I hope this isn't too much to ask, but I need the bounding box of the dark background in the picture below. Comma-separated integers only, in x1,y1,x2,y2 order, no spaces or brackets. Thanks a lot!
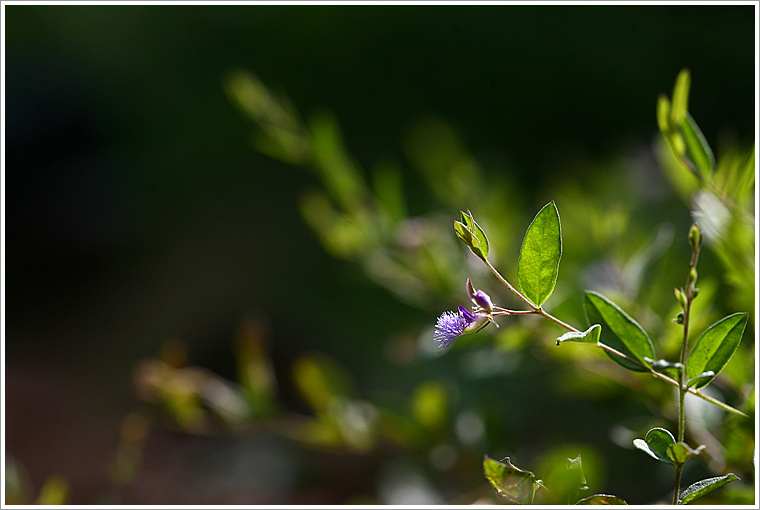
4,4,756,505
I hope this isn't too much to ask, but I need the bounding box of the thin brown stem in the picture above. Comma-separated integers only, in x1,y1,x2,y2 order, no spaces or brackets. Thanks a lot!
483,258,537,310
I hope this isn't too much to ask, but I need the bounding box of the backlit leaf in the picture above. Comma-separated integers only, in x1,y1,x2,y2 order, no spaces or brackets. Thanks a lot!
686,313,748,389
583,292,654,372
633,427,676,466
483,455,539,504
670,68,690,127
667,441,705,465
518,201,562,307
678,474,739,505
680,113,715,180
454,220,487,261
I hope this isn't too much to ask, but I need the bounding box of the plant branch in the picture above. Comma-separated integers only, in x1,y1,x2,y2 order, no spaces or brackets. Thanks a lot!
482,254,745,417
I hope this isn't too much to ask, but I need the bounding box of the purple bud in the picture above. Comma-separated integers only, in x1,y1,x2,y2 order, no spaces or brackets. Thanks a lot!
472,290,493,312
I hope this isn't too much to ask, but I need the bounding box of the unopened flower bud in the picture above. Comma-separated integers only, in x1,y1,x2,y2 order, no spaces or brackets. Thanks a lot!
674,288,687,309
688,267,698,285
466,278,493,313
473,290,494,313
688,223,702,252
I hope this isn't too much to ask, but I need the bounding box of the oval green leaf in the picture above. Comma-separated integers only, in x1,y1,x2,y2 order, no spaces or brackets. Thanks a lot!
483,455,539,504
576,494,627,505
633,427,676,466
518,201,562,307
678,474,739,505
686,313,748,389
583,292,654,372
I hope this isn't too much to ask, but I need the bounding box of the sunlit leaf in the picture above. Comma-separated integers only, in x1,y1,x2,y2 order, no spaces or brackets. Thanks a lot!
556,324,601,346
518,201,562,307
455,220,479,249
461,210,490,260
576,494,627,505
633,427,676,466
680,113,715,180
686,370,715,389
657,95,671,133
670,69,691,127
483,455,539,504
583,292,654,372
678,474,740,505
667,441,705,465
686,313,748,389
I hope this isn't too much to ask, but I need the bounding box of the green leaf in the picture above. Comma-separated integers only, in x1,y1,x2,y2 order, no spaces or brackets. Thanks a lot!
483,455,539,504
576,494,627,505
678,474,740,505
657,95,671,133
735,146,755,200
518,201,562,307
667,442,705,465
461,210,490,260
686,313,748,389
556,324,601,346
583,292,654,372
454,220,487,261
686,371,715,389
680,112,715,180
633,427,676,466
670,69,691,127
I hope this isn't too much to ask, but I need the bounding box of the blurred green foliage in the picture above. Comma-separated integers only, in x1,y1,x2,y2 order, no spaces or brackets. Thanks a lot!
4,4,755,506
117,67,756,504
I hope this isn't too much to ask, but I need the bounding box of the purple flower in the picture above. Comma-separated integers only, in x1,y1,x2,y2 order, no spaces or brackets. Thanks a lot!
434,305,489,349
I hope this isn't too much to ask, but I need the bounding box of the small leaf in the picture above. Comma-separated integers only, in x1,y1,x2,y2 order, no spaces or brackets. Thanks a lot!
556,324,601,346
454,220,486,261
657,95,671,133
518,201,562,307
583,292,654,372
462,210,490,260
686,371,715,389
483,455,539,504
667,441,705,465
454,220,479,248
670,69,691,127
678,474,740,505
686,313,748,389
576,494,628,505
680,112,715,180
633,427,676,466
